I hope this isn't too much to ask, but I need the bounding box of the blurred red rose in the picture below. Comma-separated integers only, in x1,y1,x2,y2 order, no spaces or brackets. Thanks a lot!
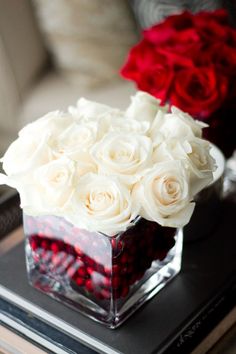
193,9,230,44
200,43,236,77
120,9,236,156
143,12,195,45
170,67,228,118
137,64,174,102
121,41,175,101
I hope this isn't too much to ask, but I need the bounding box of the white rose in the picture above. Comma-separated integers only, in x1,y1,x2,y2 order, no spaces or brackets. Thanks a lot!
68,173,139,236
51,121,99,160
169,106,207,138
91,132,153,184
68,97,121,120
153,138,215,195
149,107,207,147
133,160,195,228
21,157,76,215
1,133,52,176
183,139,215,195
126,91,168,124
19,111,74,139
148,110,166,147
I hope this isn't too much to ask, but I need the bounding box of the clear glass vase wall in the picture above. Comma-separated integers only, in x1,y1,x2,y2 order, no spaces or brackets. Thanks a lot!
24,214,182,328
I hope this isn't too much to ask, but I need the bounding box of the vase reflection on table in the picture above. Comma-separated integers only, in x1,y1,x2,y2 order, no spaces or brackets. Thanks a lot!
24,213,182,328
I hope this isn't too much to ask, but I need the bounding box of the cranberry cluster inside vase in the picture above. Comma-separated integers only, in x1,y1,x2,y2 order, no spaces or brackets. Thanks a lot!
24,214,182,328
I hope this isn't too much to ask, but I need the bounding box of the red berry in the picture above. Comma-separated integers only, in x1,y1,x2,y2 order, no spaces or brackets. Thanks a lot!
96,263,105,274
85,256,95,268
126,263,135,274
30,239,38,251
51,242,60,253
87,267,94,276
41,239,50,250
112,264,120,275
120,253,129,265
94,291,105,300
121,285,129,298
76,277,84,286
85,279,94,292
77,266,87,278
112,276,121,288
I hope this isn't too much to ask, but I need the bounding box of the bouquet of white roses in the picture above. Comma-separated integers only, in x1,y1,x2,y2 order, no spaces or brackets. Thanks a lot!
0,92,215,236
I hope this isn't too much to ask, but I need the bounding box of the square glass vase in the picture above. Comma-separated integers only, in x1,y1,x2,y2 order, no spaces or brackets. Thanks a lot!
24,213,183,328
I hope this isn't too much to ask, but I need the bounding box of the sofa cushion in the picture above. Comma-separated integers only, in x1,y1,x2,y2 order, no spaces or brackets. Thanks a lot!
32,0,139,88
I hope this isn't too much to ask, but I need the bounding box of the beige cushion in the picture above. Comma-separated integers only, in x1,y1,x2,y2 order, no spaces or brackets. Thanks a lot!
32,0,138,88
19,70,137,127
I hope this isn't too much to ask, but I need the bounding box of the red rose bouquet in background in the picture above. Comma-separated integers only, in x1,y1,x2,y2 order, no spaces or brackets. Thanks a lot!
121,9,236,157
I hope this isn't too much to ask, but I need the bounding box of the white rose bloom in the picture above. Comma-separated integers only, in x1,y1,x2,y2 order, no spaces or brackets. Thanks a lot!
126,91,167,124
21,157,76,215
1,133,52,176
19,111,74,139
91,132,153,184
183,139,215,195
169,106,207,137
68,173,139,236
148,110,166,147
153,138,215,195
68,97,121,120
149,108,206,146
51,121,99,161
133,160,195,228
